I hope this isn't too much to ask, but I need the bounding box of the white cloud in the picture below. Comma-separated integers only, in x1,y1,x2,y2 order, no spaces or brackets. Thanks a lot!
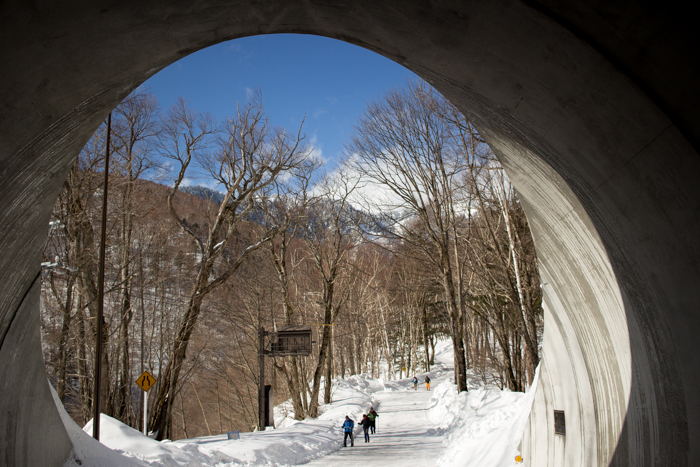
153,160,175,182
313,161,405,215
308,134,328,165
312,108,328,119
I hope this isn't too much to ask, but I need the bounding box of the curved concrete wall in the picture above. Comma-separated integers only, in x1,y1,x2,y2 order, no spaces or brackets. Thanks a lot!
1,1,697,465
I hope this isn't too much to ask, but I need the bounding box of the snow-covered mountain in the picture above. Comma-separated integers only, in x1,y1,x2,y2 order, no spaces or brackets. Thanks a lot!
180,185,226,204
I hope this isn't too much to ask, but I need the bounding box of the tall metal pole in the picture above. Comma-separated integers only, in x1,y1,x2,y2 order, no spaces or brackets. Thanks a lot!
93,112,112,440
259,327,265,431
140,249,146,434
143,390,148,436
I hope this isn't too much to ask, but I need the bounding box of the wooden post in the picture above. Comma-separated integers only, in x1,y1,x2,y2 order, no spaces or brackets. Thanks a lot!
93,112,111,440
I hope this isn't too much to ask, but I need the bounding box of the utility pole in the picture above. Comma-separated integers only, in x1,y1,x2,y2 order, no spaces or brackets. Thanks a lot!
258,327,265,431
93,112,112,440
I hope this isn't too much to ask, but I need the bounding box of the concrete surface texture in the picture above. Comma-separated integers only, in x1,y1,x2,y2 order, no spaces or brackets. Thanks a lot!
1,1,698,466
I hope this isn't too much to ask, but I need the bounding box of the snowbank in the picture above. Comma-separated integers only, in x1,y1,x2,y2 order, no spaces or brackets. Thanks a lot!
79,373,386,466
56,338,537,467
428,369,538,467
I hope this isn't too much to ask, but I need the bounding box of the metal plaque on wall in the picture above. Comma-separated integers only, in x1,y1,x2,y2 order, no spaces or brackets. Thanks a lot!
554,410,566,435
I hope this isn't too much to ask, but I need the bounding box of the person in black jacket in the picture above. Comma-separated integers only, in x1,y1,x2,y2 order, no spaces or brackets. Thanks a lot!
361,414,372,442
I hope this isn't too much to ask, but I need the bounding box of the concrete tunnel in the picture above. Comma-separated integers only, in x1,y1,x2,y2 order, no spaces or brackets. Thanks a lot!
1,1,698,465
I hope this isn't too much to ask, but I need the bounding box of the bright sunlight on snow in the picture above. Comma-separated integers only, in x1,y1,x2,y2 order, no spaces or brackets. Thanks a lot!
62,341,535,467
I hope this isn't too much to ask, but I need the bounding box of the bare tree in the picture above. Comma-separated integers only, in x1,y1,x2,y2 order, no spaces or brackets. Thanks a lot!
110,89,160,422
441,107,542,387
150,93,311,439
300,170,362,416
345,81,469,392
259,154,321,420
47,127,110,419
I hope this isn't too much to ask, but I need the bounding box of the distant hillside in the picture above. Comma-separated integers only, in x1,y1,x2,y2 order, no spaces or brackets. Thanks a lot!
178,184,392,236
180,185,225,204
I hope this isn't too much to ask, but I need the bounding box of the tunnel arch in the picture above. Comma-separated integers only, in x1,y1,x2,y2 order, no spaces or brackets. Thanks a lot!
1,1,698,466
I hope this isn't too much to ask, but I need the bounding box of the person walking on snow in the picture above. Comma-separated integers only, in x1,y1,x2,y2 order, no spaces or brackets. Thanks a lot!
342,415,354,447
425,375,431,391
361,414,372,442
368,408,378,434
413,376,418,390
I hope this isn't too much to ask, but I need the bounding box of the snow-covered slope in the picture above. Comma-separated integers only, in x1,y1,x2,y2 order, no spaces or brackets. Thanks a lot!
428,372,537,466
63,340,535,466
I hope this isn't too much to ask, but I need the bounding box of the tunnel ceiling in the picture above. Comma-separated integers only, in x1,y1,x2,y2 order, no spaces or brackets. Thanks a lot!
1,1,699,466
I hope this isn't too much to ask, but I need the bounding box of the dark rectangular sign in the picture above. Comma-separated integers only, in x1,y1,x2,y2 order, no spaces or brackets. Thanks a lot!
554,410,566,435
265,325,312,356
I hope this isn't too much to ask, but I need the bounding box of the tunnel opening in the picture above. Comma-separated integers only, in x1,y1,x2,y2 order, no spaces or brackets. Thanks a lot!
38,34,545,446
1,2,697,466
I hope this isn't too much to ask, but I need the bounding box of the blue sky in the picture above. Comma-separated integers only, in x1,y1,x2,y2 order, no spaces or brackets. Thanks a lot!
143,34,418,172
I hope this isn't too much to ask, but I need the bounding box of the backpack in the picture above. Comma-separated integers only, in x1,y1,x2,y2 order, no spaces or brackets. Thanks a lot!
426,376,431,383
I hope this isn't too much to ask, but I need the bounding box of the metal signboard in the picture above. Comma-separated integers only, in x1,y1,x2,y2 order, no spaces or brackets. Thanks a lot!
554,410,566,435
136,370,156,392
266,325,312,356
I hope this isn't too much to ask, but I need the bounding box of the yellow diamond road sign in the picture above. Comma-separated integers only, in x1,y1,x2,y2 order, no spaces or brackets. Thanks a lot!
136,371,156,392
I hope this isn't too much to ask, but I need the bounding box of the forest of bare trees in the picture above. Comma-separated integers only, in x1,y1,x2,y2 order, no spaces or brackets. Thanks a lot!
40,82,543,441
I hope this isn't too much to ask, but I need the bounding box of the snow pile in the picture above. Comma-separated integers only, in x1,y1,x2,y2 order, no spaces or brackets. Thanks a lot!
79,374,386,466
428,371,538,467
275,373,384,428
50,384,150,467
83,416,217,466
319,373,385,420
55,338,537,467
83,415,341,467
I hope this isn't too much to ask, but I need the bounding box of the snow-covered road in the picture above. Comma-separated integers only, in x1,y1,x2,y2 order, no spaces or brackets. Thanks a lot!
63,341,535,467
303,378,447,466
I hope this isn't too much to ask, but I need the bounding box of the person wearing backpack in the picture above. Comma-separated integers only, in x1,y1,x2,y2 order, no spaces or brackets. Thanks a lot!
413,376,418,390
368,407,378,434
342,415,355,447
361,414,372,442
425,375,431,391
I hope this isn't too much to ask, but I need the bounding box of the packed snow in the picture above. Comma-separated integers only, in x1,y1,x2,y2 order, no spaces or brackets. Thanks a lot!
58,341,536,466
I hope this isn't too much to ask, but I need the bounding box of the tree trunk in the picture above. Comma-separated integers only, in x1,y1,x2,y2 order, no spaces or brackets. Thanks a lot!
308,322,332,417
150,281,207,440
290,358,305,419
275,359,306,420
76,292,92,425
441,260,468,392
324,327,333,404
51,273,75,403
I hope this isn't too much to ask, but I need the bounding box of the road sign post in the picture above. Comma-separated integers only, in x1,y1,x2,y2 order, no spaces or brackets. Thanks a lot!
258,325,313,431
136,371,156,435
